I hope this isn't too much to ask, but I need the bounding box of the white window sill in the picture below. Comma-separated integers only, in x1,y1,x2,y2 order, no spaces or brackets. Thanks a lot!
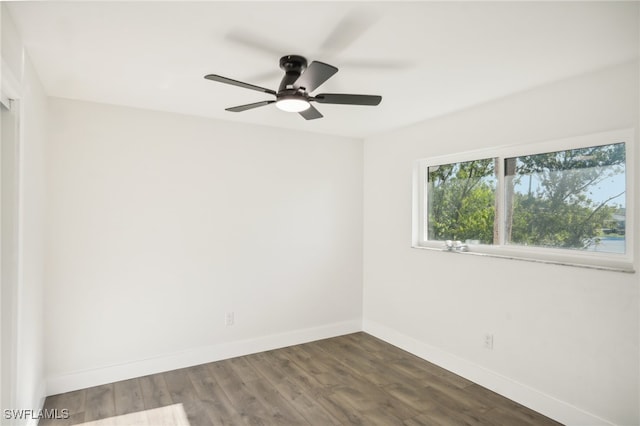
412,244,636,273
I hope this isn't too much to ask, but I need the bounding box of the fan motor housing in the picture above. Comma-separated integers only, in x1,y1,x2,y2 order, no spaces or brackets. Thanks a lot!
279,55,307,72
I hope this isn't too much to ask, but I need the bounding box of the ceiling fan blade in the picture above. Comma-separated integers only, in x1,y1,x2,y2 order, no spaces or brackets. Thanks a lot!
319,8,379,57
340,58,412,70
226,100,275,112
225,29,290,57
313,93,382,106
299,104,323,120
294,61,338,93
205,74,276,95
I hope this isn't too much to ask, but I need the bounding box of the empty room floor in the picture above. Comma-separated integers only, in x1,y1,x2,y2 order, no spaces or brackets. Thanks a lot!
39,333,560,425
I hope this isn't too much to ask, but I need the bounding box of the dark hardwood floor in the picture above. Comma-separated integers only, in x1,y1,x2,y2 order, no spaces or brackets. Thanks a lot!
40,332,561,425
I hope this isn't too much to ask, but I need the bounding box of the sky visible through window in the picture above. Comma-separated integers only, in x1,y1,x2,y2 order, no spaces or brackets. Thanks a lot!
514,171,625,207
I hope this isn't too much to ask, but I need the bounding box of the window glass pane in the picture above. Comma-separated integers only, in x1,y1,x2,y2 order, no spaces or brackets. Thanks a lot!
427,158,497,244
505,142,626,253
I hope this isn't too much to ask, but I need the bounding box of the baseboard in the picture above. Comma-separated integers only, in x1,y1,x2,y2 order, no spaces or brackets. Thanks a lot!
363,319,614,426
46,319,361,396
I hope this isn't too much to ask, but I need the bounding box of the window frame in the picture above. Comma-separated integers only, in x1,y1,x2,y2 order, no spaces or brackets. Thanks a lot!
412,129,635,272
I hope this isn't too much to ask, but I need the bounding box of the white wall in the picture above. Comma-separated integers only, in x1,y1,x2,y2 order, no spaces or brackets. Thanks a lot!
363,61,639,426
1,4,48,423
45,98,363,392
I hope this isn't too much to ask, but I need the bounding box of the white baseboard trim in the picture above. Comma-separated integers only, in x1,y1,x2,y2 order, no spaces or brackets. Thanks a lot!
46,319,361,396
363,319,614,426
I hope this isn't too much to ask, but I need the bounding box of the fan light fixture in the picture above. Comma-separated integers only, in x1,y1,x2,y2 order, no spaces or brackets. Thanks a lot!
276,97,310,112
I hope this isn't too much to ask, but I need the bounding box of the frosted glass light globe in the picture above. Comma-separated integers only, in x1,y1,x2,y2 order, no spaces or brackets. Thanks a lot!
276,98,310,112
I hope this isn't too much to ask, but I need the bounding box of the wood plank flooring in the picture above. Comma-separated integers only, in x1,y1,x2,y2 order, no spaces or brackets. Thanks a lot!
39,333,561,425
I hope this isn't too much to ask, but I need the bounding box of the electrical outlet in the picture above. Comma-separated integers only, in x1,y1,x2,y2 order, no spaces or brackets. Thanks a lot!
483,333,494,350
225,312,234,326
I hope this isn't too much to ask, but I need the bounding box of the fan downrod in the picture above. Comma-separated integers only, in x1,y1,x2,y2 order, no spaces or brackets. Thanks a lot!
278,55,308,93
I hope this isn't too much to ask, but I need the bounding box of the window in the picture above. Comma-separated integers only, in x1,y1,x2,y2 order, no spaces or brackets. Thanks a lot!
413,130,634,271
504,143,626,253
427,158,497,245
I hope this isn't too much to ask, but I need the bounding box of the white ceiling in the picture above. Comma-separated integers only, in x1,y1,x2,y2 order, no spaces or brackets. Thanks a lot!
6,1,639,138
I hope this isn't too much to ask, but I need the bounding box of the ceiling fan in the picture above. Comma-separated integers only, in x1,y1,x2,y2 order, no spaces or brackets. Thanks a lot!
204,55,382,120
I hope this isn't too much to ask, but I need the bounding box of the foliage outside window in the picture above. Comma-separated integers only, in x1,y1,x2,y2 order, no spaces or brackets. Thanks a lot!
415,131,633,270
